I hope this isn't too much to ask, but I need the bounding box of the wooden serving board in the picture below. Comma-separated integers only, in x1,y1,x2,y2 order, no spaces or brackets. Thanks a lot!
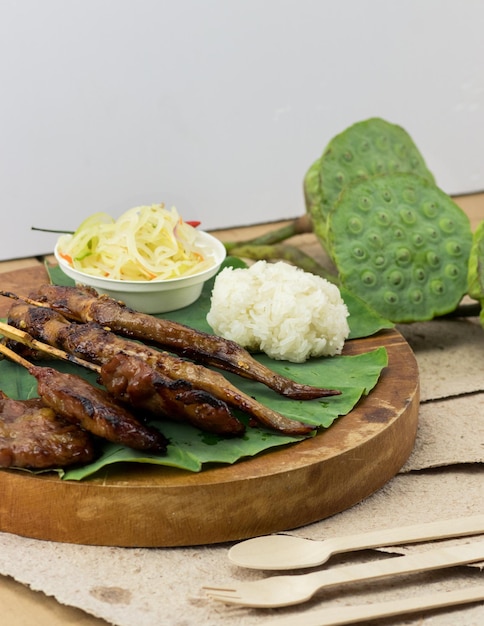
0,268,419,547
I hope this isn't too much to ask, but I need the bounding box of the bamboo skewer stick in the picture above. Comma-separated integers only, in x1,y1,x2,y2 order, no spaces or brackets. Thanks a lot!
0,290,56,310
0,339,38,372
0,320,100,374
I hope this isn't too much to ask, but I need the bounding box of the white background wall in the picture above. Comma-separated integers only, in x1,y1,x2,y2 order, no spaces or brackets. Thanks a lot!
1,0,484,260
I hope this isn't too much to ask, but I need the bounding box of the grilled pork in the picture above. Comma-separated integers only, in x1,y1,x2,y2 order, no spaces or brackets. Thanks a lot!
31,365,168,453
0,390,94,469
100,353,246,436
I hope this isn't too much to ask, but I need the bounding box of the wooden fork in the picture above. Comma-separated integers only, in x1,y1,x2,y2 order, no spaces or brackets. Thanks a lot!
268,585,484,626
203,539,484,608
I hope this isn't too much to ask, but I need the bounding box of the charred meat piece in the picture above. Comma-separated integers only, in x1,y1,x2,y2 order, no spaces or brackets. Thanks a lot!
8,303,316,436
101,354,246,436
32,365,168,453
0,390,94,469
34,284,341,400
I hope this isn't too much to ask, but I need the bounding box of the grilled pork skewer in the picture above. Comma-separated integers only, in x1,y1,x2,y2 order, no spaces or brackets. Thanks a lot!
0,390,95,469
0,340,167,453
99,353,245,435
17,284,340,400
0,321,245,436
7,302,316,436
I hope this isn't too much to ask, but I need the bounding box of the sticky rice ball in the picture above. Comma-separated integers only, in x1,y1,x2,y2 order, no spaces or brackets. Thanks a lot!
207,260,350,363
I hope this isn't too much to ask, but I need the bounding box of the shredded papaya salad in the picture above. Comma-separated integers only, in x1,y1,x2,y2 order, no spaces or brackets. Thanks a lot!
57,204,212,281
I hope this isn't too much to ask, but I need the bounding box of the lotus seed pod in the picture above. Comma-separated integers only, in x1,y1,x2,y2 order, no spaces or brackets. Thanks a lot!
466,220,484,327
303,157,326,243
308,117,435,229
326,173,472,322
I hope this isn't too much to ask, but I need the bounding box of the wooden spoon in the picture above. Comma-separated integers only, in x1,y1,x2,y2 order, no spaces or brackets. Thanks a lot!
228,514,484,570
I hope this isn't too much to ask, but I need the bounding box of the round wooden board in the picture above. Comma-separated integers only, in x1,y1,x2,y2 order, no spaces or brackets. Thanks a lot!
0,327,419,547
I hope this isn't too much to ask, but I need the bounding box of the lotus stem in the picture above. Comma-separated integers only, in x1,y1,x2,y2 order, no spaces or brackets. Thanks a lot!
223,215,312,252
228,242,338,282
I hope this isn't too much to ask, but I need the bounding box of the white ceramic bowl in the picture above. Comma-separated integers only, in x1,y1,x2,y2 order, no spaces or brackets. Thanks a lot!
54,231,226,314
